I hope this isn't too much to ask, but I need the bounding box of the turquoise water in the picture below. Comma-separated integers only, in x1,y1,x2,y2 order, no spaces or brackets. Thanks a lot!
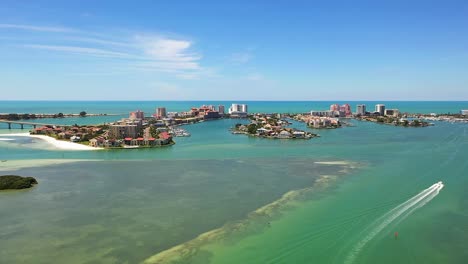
1,100,467,118
0,101,467,263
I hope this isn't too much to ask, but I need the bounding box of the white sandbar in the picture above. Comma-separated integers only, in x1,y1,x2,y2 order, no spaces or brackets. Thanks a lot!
0,133,102,150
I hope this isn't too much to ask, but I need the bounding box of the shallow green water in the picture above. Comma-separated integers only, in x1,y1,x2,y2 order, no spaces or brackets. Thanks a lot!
152,121,467,264
0,159,353,264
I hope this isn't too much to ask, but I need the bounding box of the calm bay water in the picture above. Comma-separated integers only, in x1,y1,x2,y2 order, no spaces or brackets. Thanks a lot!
0,101,467,264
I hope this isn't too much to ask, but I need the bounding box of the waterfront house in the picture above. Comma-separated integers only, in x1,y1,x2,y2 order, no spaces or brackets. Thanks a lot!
32,126,48,135
293,131,306,138
256,127,270,135
89,138,99,147
278,130,291,139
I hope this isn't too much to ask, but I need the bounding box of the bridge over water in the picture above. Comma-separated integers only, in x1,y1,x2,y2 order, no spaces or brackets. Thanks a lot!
0,120,71,129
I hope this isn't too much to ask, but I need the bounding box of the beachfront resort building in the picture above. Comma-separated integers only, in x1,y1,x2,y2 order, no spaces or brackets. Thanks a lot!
218,105,225,115
229,104,248,117
330,104,340,112
109,124,139,139
375,104,386,116
189,105,223,120
155,107,167,119
108,119,143,139
340,104,352,116
327,103,352,117
129,110,144,120
356,104,366,116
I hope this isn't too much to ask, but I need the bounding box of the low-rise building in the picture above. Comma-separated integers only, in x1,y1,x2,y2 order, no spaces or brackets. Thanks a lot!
167,112,179,118
292,131,306,138
278,130,291,139
310,110,335,117
307,117,340,129
70,135,80,142
204,111,221,119
384,109,400,117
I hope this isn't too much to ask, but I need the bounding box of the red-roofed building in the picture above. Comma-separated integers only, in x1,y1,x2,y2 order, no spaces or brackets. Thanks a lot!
159,132,170,140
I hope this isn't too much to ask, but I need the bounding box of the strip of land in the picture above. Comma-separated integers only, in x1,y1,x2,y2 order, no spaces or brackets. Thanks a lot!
0,133,102,150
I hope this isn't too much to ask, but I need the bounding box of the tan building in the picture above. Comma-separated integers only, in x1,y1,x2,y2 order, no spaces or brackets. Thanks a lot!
108,125,139,139
129,110,144,120
156,107,167,118
384,109,400,117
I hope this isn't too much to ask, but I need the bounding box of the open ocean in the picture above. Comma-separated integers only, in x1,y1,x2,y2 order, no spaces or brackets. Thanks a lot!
0,101,467,263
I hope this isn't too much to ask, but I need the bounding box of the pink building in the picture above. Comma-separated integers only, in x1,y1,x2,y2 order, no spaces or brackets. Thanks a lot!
154,107,166,119
129,110,144,119
330,104,340,111
340,104,352,116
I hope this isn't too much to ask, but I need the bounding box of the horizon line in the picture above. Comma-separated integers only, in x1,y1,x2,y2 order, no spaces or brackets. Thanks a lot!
1,99,468,102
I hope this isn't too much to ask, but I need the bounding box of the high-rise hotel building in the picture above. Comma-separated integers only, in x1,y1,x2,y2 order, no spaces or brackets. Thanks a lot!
356,104,366,115
375,104,386,116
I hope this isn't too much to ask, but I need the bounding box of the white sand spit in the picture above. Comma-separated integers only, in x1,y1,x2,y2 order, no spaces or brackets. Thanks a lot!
0,133,102,150
315,161,351,165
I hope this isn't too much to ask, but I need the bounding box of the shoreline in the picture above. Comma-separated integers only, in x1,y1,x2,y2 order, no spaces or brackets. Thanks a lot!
0,133,103,151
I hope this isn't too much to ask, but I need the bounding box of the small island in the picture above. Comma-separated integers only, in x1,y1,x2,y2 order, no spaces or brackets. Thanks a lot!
358,116,431,127
290,114,343,129
0,175,38,190
0,111,115,120
231,113,317,139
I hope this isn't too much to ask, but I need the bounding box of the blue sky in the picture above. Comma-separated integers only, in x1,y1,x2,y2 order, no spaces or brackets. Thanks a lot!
1,0,467,100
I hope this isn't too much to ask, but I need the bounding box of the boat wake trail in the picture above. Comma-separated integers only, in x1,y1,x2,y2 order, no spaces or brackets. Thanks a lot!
344,181,444,264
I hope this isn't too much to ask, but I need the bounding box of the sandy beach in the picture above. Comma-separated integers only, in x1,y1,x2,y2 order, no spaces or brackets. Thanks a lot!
0,133,102,150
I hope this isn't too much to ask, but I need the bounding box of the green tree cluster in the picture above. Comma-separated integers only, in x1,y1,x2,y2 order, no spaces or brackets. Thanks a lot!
247,124,259,134
0,175,38,190
149,126,160,138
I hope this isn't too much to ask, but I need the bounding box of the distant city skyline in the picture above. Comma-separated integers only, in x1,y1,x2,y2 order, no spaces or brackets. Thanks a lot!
1,1,468,100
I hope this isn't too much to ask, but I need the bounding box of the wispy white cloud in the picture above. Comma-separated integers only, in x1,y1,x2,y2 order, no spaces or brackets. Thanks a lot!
4,24,213,79
23,44,133,58
22,37,206,77
64,36,132,48
0,23,72,32
137,36,201,62
132,35,205,77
